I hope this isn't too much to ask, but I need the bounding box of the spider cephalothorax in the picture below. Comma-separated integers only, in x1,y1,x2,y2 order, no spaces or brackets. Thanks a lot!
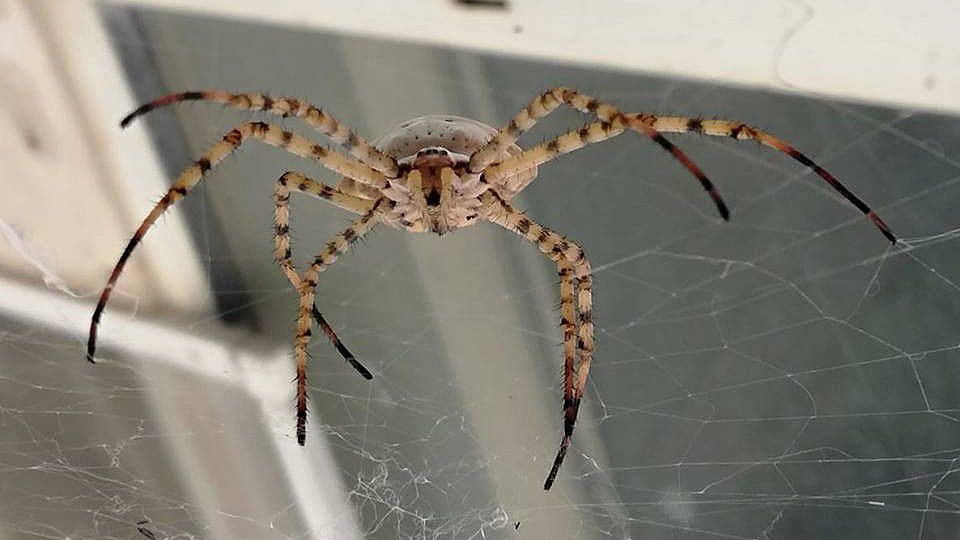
88,87,895,491
375,115,535,235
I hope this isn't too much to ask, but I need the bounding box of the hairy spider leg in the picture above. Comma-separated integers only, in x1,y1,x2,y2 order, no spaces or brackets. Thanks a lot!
639,115,896,243
293,200,387,444
470,87,729,220
485,192,593,491
273,171,375,379
120,90,400,177
273,171,373,282
337,177,383,200
87,121,390,363
484,111,895,242
471,87,623,170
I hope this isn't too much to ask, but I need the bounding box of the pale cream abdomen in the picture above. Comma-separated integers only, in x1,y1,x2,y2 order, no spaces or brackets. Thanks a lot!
376,115,509,158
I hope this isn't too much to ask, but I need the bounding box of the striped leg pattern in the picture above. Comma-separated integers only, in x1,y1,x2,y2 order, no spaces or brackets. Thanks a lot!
120,91,400,178
293,199,386,444
336,177,383,200
484,193,593,490
477,88,894,242
273,171,375,379
474,88,728,220
637,115,896,242
470,87,619,171
470,87,728,220
87,121,390,362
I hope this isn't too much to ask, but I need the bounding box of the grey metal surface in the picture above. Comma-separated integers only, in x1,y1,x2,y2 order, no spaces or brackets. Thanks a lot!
2,4,959,539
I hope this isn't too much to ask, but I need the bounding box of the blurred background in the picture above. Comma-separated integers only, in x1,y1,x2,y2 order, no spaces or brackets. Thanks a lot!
2,1,959,538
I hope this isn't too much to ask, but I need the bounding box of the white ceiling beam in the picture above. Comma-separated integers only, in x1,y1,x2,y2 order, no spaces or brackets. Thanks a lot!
110,0,959,114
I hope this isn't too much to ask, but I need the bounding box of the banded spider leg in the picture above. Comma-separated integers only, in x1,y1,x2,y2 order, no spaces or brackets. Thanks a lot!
477,90,895,489
87,121,391,442
273,171,377,380
484,192,593,490
289,199,386,443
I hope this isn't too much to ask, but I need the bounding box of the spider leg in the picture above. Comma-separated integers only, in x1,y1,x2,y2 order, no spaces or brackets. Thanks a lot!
470,87,603,170
484,115,728,220
273,171,374,379
484,192,593,491
637,115,896,243
293,199,387,444
120,91,400,177
336,177,382,200
87,122,392,363
310,306,371,380
273,171,373,281
548,260,580,491
470,88,726,218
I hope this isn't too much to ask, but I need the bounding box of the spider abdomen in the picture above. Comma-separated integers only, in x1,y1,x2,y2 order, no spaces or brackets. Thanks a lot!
376,115,506,158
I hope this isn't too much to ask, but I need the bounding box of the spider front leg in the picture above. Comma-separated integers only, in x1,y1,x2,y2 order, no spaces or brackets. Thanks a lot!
273,171,375,379
470,87,612,171
292,199,386,444
120,90,400,177
481,116,728,221
484,193,593,490
470,87,728,219
88,121,392,362
638,115,896,242
485,106,894,242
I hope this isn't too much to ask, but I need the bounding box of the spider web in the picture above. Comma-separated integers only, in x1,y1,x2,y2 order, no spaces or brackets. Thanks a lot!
3,5,960,539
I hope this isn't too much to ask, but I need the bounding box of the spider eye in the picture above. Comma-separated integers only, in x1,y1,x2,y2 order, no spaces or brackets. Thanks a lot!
418,147,448,157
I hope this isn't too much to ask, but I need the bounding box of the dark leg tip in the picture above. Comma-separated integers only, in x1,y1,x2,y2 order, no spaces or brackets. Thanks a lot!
119,106,148,128
867,211,897,244
359,367,374,380
543,435,570,491
297,408,307,445
709,191,730,221
347,356,374,380
342,349,374,380
718,201,730,222
312,304,372,378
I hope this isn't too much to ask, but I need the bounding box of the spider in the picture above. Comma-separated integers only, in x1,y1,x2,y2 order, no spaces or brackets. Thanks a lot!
87,87,896,491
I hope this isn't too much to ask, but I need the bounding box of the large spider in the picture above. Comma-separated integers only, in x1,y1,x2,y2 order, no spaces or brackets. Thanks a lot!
87,87,896,491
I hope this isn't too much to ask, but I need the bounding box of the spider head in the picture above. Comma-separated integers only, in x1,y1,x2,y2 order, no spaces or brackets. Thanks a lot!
409,148,461,235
